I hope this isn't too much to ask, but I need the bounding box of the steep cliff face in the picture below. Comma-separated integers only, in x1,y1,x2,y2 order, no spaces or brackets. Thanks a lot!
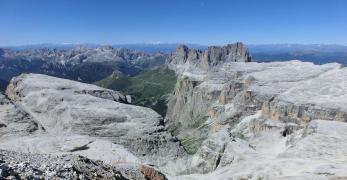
166,42,251,70
165,43,347,177
165,43,253,154
261,68,347,123
167,59,344,143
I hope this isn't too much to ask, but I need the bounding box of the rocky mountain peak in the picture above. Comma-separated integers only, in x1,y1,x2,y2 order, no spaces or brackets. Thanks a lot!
206,42,251,64
176,44,189,55
167,42,252,70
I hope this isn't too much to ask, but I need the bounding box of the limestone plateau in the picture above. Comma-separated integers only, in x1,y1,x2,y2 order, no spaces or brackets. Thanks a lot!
1,42,347,179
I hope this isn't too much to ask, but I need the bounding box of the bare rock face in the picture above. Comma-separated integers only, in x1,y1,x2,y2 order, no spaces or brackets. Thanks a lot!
165,42,347,179
2,74,184,178
166,60,344,150
180,119,347,180
0,93,43,137
5,73,130,103
166,42,251,70
261,68,347,123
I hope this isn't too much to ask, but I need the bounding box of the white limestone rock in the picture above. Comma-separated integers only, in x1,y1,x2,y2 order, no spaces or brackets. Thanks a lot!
0,93,42,137
166,50,347,178
4,74,185,168
177,120,347,180
166,60,344,156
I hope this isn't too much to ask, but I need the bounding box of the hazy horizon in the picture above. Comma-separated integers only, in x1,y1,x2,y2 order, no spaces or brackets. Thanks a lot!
2,42,347,48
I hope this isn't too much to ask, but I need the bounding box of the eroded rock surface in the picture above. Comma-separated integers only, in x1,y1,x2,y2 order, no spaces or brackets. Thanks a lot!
166,60,344,152
166,42,251,70
5,74,184,165
0,74,185,179
0,93,43,137
2,43,347,179
165,44,347,179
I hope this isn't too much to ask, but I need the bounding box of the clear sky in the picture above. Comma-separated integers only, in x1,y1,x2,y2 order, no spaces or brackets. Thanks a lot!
0,0,347,46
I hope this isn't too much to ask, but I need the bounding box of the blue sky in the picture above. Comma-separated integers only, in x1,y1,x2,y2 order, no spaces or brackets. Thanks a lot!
0,0,346,46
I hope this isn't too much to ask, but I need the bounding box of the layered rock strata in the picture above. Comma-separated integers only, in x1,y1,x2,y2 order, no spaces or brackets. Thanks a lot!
166,42,251,70
165,43,347,179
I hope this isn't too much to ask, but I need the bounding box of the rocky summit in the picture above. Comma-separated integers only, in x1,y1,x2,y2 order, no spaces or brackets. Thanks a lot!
1,43,347,179
166,42,251,70
0,73,185,179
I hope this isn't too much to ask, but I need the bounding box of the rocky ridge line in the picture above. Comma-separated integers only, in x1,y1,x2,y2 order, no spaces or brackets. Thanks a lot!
166,42,251,70
164,43,347,178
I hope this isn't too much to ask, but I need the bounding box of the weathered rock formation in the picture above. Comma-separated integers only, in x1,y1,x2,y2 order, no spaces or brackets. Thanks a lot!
2,43,347,179
0,93,43,137
0,74,186,179
165,43,347,179
166,42,251,70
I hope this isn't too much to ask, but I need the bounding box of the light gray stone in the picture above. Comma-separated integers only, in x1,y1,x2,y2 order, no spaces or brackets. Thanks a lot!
3,74,185,169
165,43,347,178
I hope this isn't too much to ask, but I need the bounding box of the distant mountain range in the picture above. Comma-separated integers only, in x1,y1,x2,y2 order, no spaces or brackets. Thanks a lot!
0,46,167,92
1,43,206,53
0,45,172,115
2,43,347,65
1,42,346,99
248,44,347,65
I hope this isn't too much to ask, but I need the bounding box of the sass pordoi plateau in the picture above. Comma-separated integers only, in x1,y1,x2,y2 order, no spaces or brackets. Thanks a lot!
1,43,347,180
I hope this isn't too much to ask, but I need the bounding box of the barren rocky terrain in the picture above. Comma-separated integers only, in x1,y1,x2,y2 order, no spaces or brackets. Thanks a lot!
1,43,347,179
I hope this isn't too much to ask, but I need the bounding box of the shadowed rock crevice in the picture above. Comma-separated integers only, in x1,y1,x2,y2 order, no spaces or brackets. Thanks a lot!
68,141,94,152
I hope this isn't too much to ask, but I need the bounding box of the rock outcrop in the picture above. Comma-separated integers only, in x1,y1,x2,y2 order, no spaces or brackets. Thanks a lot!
166,60,344,151
165,43,347,179
0,74,185,179
5,74,184,164
166,42,251,70
180,119,347,179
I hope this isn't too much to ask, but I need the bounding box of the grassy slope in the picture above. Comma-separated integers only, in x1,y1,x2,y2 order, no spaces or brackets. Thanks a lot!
95,66,177,116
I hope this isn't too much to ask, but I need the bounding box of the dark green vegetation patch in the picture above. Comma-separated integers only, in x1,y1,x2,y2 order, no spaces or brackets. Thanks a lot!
95,67,177,116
